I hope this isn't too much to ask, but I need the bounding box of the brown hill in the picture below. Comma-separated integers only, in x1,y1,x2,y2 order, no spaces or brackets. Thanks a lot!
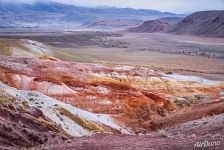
82,19,143,29
168,11,224,37
127,20,169,33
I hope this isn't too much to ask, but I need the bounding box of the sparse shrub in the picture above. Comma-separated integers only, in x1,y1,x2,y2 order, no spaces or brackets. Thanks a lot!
51,134,56,138
157,107,166,117
174,95,204,108
157,129,169,137
22,129,28,133
174,99,190,108
22,101,30,109
166,71,172,75
194,95,204,101
37,106,42,108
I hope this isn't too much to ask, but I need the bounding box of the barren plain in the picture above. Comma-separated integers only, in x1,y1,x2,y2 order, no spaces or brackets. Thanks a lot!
1,31,223,80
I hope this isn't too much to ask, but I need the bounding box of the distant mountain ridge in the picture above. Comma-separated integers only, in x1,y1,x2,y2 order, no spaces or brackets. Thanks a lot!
168,10,224,37
0,1,182,29
82,19,143,29
127,11,224,37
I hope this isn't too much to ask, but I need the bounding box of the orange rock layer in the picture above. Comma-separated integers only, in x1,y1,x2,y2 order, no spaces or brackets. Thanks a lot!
0,56,223,130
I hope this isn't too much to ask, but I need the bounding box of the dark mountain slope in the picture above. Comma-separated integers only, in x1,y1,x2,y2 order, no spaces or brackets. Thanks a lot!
168,11,224,37
158,17,183,24
127,20,169,33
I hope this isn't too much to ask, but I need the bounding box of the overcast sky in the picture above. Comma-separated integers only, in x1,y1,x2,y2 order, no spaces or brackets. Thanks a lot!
3,0,224,13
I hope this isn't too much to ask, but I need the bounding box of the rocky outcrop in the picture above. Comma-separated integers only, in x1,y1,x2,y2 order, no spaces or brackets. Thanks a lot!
0,89,69,148
0,57,175,131
0,56,223,133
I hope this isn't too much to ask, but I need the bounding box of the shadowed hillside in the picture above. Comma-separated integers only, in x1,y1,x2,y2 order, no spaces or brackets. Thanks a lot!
168,11,224,37
128,20,169,33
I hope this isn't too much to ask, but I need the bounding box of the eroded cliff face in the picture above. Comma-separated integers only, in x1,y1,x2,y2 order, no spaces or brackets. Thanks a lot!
0,56,223,129
0,57,173,131
0,40,223,149
0,88,70,148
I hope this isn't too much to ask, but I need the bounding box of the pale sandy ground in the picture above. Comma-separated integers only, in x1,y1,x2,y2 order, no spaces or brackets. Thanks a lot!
53,32,224,80
1,32,223,80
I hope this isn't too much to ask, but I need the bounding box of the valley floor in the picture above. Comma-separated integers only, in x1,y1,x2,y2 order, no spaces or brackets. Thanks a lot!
1,31,223,80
